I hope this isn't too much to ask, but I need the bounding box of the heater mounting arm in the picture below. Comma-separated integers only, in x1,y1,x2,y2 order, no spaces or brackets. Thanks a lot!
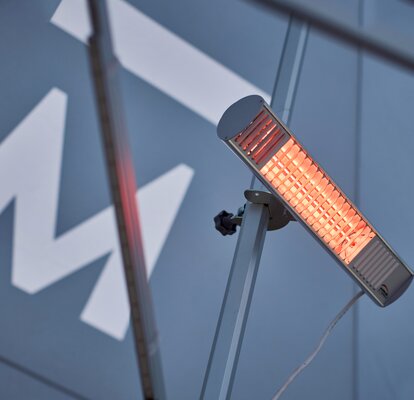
214,190,295,236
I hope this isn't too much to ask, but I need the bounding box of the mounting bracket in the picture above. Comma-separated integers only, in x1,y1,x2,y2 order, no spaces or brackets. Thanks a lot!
214,190,295,236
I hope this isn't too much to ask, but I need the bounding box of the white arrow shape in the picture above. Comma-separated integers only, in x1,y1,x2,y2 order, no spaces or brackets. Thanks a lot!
1,88,193,339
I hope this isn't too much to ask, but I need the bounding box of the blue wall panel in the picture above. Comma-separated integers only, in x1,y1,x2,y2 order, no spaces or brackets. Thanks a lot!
358,2,414,399
3,0,413,399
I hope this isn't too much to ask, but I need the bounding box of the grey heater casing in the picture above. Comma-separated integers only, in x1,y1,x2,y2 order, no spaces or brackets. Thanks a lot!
217,95,413,307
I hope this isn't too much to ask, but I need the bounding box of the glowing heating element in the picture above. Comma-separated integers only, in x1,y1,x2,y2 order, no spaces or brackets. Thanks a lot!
217,95,413,307
260,138,375,264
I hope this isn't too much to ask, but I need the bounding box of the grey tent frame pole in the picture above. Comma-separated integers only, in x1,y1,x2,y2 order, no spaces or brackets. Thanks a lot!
249,0,414,73
200,17,308,400
86,1,166,399
200,201,269,400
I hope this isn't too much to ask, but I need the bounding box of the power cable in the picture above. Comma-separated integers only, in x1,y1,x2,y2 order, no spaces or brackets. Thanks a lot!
272,290,364,400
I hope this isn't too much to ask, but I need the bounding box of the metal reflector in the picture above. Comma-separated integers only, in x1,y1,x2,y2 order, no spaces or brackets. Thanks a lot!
217,95,413,307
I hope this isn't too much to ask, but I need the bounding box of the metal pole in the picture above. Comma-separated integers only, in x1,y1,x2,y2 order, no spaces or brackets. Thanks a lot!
252,17,309,189
200,202,269,400
271,17,309,125
200,17,308,400
86,1,166,399
248,0,414,73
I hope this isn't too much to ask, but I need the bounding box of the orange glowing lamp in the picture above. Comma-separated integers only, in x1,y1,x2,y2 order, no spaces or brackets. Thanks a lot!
217,95,412,306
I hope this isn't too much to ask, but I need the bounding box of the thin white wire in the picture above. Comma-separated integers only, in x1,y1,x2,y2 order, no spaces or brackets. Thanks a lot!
272,290,364,400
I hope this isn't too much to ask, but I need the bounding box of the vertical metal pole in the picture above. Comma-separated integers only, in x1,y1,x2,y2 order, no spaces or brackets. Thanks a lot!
201,17,308,400
86,1,166,399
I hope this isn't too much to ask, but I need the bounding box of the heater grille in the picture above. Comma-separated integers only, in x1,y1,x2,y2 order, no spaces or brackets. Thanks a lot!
232,112,288,166
260,138,375,264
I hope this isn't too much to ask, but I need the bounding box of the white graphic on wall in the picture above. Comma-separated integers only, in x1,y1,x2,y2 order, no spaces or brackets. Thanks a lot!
1,88,193,339
51,0,270,125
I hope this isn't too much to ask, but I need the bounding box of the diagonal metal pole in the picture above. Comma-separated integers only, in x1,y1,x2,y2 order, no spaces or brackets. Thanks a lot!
200,17,308,400
252,16,309,190
248,0,414,73
270,17,309,126
86,1,166,399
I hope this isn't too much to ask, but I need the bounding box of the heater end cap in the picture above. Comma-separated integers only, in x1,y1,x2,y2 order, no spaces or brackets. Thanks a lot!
382,272,413,307
217,95,265,141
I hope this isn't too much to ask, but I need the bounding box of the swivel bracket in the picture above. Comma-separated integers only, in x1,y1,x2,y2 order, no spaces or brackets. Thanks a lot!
214,190,295,236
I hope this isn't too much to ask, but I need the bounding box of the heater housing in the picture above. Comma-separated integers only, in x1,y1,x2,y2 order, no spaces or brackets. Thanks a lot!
217,95,413,307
